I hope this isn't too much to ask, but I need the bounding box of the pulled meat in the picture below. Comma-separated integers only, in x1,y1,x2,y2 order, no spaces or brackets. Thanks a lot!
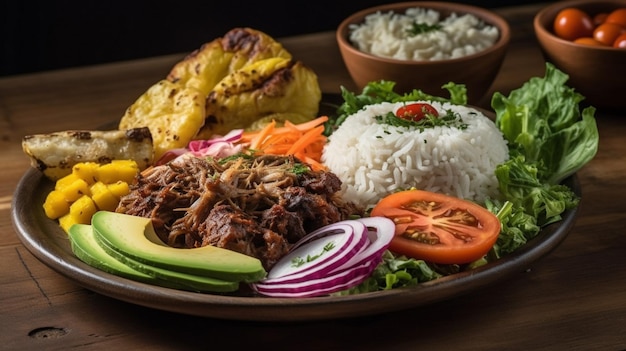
116,154,364,269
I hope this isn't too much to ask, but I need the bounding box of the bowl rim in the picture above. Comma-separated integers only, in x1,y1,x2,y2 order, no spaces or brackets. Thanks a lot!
336,1,511,66
533,0,626,51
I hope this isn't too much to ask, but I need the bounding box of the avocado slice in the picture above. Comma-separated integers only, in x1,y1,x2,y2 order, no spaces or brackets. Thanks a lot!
68,224,241,292
91,211,267,283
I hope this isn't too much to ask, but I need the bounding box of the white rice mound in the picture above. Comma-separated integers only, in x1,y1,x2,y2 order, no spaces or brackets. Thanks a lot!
322,101,509,209
349,7,499,61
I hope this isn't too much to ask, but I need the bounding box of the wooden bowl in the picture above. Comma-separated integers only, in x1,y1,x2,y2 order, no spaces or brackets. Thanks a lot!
534,0,626,111
336,1,510,104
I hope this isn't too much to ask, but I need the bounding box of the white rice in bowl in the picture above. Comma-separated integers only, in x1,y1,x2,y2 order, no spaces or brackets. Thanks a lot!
349,7,499,61
322,101,509,209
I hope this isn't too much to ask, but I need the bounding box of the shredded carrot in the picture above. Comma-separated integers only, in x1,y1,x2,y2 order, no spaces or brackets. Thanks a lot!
241,116,329,171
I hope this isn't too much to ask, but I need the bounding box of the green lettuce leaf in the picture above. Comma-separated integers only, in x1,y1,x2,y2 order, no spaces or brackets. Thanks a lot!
491,63,599,185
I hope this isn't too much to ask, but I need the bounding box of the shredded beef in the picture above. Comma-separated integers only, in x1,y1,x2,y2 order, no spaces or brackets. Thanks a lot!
116,154,364,270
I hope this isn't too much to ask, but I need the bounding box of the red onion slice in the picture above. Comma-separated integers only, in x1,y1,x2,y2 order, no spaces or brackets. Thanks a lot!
251,259,379,298
263,221,369,284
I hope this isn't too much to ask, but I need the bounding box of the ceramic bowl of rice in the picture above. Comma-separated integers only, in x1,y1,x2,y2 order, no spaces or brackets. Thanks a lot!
336,2,511,105
322,100,508,210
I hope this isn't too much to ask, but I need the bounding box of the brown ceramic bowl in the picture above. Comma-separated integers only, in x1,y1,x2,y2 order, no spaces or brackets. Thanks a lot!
336,2,510,104
534,0,626,111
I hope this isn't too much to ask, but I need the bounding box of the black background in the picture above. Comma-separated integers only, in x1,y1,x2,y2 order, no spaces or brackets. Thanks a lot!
1,1,547,77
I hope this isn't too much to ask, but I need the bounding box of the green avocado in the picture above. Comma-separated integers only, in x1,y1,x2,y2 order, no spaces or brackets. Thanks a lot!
68,223,241,293
91,211,267,283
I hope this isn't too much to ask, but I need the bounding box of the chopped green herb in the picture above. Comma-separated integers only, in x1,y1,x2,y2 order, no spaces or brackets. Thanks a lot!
406,21,442,36
290,163,311,175
291,242,336,268
374,109,468,131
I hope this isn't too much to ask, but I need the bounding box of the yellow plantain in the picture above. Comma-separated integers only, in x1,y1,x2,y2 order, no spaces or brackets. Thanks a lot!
119,80,205,160
195,57,321,139
167,27,292,97
22,128,153,181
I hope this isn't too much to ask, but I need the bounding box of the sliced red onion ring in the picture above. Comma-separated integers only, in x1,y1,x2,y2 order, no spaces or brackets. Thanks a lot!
263,221,369,284
155,130,244,165
343,217,396,268
251,259,379,298
251,217,396,297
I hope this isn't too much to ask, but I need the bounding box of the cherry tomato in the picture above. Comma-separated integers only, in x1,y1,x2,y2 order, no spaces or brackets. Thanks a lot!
613,33,626,48
395,103,438,122
553,8,595,41
605,8,626,27
573,37,605,46
593,22,626,46
593,12,609,26
370,190,501,264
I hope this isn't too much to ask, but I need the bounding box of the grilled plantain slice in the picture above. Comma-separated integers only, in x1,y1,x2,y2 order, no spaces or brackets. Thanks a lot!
167,27,292,96
119,80,206,160
22,128,154,181
195,57,321,139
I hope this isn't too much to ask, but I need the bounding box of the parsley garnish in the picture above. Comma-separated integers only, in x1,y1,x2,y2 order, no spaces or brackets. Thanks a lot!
406,22,442,36
374,109,468,132
291,242,336,268
291,163,311,175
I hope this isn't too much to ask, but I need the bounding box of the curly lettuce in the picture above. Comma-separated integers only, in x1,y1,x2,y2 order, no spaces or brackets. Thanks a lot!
492,63,599,186
491,63,598,230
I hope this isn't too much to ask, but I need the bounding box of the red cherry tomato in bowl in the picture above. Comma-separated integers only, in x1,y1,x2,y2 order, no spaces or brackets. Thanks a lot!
594,22,626,46
614,33,626,48
370,190,501,264
395,103,438,122
573,37,604,46
605,8,626,27
553,8,594,41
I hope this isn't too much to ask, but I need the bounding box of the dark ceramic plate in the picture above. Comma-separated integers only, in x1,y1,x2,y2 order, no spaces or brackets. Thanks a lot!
11,166,580,321
11,94,581,321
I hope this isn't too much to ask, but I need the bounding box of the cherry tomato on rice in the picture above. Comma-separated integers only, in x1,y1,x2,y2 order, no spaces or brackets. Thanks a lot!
593,22,626,46
395,103,439,122
553,8,595,41
370,190,501,265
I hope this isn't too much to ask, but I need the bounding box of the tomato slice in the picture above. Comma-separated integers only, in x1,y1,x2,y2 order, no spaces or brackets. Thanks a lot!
370,190,500,264
395,103,438,122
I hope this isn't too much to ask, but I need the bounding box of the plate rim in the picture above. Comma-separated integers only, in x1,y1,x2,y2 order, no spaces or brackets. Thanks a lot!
11,166,580,321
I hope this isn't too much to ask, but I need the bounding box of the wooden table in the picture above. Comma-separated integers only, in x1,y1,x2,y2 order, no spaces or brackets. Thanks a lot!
1,4,625,350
